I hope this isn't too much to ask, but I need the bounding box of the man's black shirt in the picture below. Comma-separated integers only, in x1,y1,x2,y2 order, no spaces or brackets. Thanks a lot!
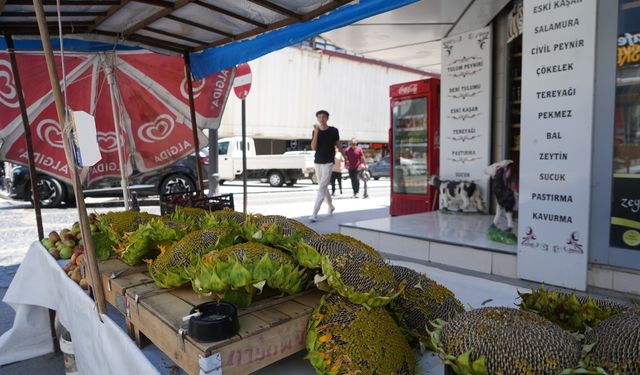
313,126,339,164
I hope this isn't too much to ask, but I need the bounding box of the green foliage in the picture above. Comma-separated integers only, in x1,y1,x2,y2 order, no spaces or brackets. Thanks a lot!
120,219,189,266
518,285,629,332
487,226,517,245
91,232,114,261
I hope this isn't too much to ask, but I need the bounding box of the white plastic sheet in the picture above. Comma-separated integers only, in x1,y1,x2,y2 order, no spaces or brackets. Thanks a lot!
0,241,159,374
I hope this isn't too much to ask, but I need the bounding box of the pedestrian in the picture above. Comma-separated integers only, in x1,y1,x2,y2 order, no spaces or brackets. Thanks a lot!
331,145,344,196
345,138,368,198
309,110,342,222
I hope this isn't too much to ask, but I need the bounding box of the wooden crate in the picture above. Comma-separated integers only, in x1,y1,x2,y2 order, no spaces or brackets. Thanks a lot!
97,259,322,374
98,259,152,314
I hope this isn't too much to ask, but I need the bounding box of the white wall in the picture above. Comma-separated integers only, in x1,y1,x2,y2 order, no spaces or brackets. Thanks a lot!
218,47,425,143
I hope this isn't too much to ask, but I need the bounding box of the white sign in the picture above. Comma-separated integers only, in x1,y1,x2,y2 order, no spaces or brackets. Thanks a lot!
517,0,597,290
440,26,492,209
72,111,101,167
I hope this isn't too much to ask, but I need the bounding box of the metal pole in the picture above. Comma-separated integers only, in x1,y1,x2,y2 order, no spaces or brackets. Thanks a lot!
208,128,219,196
241,98,247,214
183,52,204,193
103,54,130,210
4,33,44,241
4,31,56,354
32,0,107,316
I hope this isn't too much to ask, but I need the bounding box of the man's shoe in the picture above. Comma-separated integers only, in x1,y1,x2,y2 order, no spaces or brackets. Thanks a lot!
308,215,318,222
353,194,359,199
328,205,335,215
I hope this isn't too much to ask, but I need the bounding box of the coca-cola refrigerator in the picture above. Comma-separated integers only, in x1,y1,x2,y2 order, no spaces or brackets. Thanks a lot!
389,78,440,216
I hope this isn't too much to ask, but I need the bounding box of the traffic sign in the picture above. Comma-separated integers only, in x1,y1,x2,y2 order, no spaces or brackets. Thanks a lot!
233,63,252,100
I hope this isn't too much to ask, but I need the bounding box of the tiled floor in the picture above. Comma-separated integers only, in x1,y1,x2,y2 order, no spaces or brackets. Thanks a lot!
340,211,518,254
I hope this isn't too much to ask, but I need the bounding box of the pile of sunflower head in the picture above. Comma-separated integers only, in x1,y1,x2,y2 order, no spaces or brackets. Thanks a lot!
190,241,310,307
389,265,464,344
429,307,582,374
305,235,401,308
93,209,476,375
306,292,416,375
147,228,235,288
585,309,640,374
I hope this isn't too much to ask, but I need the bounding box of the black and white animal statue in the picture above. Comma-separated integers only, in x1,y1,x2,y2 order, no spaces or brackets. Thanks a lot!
484,160,518,231
430,176,484,212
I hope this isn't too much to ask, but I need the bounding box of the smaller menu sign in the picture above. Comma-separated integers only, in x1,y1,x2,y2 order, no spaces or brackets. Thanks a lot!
440,26,492,208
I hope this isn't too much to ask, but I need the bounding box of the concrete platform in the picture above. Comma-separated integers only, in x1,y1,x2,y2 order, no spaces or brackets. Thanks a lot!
340,211,640,298
340,211,519,279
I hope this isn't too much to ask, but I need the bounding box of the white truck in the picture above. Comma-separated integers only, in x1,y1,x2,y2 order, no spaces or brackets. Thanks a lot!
218,137,315,187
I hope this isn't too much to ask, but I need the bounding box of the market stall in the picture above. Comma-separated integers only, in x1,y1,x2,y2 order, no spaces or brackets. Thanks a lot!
0,0,418,368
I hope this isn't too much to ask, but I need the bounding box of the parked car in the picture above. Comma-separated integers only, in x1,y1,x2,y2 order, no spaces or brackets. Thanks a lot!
9,153,205,208
368,156,391,180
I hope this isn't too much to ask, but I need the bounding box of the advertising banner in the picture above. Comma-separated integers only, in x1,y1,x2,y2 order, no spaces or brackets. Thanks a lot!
517,0,597,290
440,26,492,209
610,174,640,250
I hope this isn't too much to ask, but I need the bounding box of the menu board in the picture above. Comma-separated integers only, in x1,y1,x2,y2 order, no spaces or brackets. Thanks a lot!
440,26,492,209
517,0,597,290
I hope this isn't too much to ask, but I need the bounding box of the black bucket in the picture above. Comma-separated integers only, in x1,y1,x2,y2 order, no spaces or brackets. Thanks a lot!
188,301,239,342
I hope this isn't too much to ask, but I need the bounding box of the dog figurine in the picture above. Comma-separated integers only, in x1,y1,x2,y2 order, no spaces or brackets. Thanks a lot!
430,176,484,212
484,160,518,231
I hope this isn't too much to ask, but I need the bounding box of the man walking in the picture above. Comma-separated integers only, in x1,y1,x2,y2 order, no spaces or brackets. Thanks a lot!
309,110,342,222
345,138,368,198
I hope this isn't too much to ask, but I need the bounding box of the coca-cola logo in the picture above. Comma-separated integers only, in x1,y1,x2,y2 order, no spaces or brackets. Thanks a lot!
138,114,174,143
181,76,206,100
36,119,64,148
398,83,418,95
0,59,19,108
97,131,118,153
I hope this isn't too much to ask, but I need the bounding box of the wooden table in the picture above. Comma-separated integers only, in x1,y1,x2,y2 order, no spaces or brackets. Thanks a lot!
97,259,322,375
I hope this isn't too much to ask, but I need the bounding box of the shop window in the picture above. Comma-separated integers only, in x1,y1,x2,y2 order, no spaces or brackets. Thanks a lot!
609,0,640,250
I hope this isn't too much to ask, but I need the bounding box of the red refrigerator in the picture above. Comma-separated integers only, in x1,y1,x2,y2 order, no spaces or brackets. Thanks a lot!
389,78,440,216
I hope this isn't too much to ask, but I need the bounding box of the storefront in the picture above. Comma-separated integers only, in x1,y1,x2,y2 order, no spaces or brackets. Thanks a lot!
344,0,639,296
486,0,639,291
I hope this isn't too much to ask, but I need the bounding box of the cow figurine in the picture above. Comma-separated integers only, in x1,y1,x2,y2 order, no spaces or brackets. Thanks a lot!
484,160,518,231
430,176,484,212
